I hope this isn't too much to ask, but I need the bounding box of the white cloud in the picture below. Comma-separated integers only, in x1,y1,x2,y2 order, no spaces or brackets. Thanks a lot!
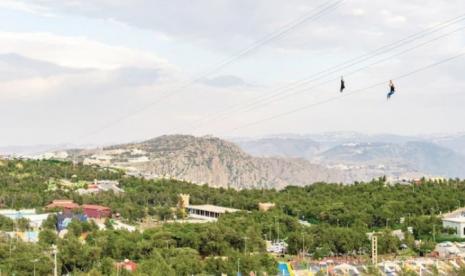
351,8,365,16
0,0,53,16
0,77,60,100
0,0,465,145
0,31,173,70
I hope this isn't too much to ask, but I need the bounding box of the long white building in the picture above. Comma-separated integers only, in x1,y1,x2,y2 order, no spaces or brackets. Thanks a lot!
187,204,240,221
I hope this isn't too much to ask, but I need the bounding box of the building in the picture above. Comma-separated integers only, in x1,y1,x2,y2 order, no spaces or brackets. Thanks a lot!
77,180,123,195
178,194,190,209
0,209,51,229
46,200,80,211
187,204,240,221
57,212,88,231
443,217,465,238
46,200,111,219
82,204,111,218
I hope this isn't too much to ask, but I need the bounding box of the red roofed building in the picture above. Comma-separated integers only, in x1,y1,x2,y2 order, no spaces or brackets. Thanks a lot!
115,259,137,272
82,204,111,218
46,200,79,211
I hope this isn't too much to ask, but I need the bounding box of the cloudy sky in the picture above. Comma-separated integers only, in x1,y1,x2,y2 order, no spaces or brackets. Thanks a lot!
0,0,464,146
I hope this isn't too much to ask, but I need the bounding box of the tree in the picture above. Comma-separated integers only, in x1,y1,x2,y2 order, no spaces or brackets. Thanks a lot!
138,251,175,276
39,229,57,246
377,230,400,254
42,214,58,230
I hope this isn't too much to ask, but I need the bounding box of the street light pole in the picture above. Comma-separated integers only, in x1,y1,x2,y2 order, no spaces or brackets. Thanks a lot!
32,259,38,276
52,245,58,276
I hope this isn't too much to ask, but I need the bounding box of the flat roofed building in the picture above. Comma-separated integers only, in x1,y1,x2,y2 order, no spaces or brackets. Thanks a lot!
82,204,111,219
443,217,465,238
187,204,240,220
0,209,50,229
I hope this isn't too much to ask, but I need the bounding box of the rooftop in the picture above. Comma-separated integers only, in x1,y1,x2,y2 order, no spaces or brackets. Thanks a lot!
46,200,80,209
442,207,465,219
82,204,111,211
443,217,465,223
187,204,240,214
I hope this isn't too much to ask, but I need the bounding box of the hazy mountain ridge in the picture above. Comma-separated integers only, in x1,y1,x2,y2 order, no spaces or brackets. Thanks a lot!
236,138,321,159
64,135,347,189
5,132,465,187
235,132,465,179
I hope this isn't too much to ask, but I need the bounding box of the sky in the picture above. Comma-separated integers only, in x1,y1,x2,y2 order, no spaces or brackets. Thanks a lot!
0,0,464,146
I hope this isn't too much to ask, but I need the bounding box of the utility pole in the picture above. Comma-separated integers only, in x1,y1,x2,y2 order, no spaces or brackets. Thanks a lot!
371,235,378,266
52,245,58,276
301,232,305,259
32,259,38,276
433,224,436,242
276,218,280,242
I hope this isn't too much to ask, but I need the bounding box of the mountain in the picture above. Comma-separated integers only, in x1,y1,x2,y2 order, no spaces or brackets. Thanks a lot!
63,135,347,189
234,132,422,157
317,141,465,178
233,133,465,179
235,138,321,159
428,133,465,156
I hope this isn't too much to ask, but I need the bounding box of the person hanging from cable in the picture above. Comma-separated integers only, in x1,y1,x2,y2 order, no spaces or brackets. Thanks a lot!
387,80,396,99
340,76,345,93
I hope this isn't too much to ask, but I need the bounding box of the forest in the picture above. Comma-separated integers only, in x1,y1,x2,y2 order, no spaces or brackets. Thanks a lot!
0,158,463,275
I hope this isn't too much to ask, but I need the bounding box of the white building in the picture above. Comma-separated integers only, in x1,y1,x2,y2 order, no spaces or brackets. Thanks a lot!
187,204,240,221
443,217,465,238
0,209,51,229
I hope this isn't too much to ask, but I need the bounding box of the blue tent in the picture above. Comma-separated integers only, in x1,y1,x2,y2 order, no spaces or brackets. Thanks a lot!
57,213,87,231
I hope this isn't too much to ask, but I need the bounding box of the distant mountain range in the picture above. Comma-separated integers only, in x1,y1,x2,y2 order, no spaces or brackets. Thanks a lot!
3,132,465,189
234,132,465,179
59,135,346,189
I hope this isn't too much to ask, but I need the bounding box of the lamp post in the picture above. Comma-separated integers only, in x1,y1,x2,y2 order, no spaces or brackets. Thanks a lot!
52,245,58,276
32,259,38,276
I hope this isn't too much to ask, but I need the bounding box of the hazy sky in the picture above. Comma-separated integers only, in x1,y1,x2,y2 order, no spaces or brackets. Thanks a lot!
0,0,464,146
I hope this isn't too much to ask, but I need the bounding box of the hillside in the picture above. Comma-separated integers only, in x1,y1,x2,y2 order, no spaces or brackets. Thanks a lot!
64,135,346,189
234,133,465,179
318,141,465,178
235,137,321,159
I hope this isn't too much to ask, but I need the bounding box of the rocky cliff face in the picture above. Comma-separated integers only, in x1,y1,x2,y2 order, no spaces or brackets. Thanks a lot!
67,135,346,189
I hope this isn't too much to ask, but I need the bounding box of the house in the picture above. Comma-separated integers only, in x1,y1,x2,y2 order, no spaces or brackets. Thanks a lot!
116,259,137,272
46,200,79,211
442,217,465,238
82,204,111,218
46,201,111,219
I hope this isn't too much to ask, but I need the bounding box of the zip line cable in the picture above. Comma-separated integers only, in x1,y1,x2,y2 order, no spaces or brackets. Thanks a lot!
226,50,465,133
191,24,465,131
188,0,346,82
76,0,345,142
34,6,464,152
187,13,465,132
